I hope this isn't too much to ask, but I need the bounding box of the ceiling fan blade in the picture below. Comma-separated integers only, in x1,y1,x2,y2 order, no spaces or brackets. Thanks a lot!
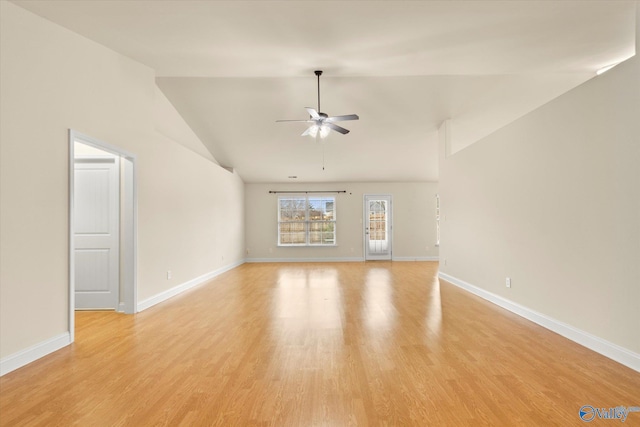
326,114,359,122
276,119,314,123
305,107,320,119
326,122,350,135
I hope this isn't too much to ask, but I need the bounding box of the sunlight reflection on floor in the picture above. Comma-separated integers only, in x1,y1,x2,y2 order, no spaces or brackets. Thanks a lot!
273,267,343,330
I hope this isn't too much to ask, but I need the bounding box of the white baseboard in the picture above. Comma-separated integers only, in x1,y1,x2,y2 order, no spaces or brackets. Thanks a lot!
246,257,365,263
1,332,71,376
438,272,640,373
246,256,439,263
137,260,245,312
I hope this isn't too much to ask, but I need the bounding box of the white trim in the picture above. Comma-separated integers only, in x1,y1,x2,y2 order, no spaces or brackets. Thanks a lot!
246,257,364,263
393,256,439,262
245,257,438,263
69,133,76,342
137,261,245,312
1,333,71,376
438,272,640,373
121,156,137,314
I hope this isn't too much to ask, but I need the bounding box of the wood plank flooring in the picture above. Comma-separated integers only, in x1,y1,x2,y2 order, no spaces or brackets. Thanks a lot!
1,262,639,426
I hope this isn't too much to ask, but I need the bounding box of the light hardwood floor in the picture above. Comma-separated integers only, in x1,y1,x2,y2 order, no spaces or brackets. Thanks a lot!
1,262,639,426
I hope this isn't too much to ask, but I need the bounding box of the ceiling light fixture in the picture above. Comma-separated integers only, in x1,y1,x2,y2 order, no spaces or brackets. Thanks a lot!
307,124,331,139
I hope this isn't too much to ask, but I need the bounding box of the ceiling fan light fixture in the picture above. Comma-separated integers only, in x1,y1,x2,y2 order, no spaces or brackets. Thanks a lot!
319,125,331,139
305,124,330,139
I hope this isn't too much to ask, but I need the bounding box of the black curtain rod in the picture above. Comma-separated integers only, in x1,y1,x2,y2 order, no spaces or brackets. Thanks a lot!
269,190,346,194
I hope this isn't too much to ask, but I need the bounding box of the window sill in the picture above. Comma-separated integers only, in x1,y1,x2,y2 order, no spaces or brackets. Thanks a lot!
277,244,338,248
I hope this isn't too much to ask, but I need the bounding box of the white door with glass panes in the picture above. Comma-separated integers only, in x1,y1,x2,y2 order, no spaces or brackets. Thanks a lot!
364,195,392,260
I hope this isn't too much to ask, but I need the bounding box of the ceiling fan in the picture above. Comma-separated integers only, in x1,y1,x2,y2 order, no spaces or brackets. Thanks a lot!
277,70,359,138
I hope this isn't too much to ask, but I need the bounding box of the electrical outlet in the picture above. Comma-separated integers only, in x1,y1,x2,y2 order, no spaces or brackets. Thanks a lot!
167,270,172,280
506,277,511,288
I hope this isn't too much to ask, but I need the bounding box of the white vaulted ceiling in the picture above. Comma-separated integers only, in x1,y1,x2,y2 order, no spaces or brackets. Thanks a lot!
12,0,637,182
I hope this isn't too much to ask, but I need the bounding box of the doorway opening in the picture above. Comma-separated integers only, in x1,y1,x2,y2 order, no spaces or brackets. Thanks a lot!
69,130,137,342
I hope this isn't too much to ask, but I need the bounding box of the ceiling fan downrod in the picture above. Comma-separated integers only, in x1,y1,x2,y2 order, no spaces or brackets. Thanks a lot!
315,70,322,113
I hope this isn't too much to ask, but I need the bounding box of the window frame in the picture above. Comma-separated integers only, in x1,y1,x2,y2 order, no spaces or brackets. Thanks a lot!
277,194,337,247
435,193,440,246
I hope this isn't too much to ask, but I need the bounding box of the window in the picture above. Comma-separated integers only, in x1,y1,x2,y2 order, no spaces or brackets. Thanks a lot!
278,195,336,246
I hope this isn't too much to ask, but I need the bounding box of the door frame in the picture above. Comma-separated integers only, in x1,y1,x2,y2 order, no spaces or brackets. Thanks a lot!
69,130,138,342
363,194,393,261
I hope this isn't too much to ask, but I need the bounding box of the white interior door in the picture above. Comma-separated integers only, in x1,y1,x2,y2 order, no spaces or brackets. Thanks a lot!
364,195,392,260
74,156,120,309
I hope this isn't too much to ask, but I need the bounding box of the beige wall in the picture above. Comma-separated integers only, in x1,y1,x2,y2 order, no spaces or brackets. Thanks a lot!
438,12,639,354
245,182,439,261
0,2,245,359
